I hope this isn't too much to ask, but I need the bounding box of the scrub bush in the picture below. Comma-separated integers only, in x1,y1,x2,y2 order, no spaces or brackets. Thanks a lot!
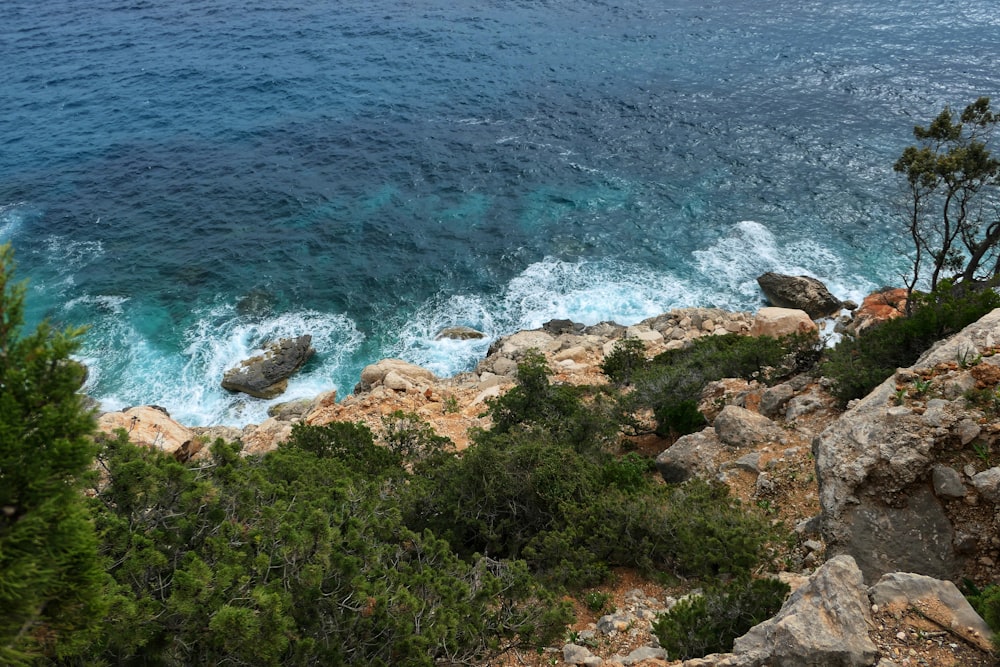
652,576,790,660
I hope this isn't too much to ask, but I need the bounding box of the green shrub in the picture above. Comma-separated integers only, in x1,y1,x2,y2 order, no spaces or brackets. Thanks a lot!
283,420,402,476
584,591,612,614
823,284,1000,405
485,349,619,454
628,333,818,437
380,410,451,461
602,336,647,386
962,580,1000,647
652,576,790,660
88,432,571,666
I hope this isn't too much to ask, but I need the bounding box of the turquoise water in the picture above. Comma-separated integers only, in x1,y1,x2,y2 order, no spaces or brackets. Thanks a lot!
2,0,998,425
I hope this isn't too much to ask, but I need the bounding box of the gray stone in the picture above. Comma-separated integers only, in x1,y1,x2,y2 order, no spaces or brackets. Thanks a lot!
563,643,594,665
655,429,724,483
435,325,486,340
955,418,982,445
221,335,314,399
732,451,761,473
869,572,994,652
756,272,842,319
760,383,796,419
931,465,966,500
972,467,1000,502
713,405,785,449
267,398,313,421
734,555,877,666
621,646,667,664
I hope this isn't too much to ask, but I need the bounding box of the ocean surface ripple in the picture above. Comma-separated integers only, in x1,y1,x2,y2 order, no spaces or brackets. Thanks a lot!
1,0,998,424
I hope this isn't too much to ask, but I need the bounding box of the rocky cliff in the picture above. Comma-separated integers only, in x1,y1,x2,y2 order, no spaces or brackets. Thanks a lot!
95,301,1000,666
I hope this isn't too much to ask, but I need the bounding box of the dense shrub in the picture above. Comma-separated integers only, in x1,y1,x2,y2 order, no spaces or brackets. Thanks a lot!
0,244,106,665
405,350,782,587
486,349,620,454
87,431,570,666
652,576,790,660
822,284,1000,404
602,336,647,386
626,333,819,437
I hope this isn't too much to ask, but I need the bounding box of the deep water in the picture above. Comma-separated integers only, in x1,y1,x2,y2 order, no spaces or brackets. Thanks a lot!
2,0,998,425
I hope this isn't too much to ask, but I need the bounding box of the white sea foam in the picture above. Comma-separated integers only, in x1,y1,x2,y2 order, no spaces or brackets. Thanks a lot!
0,202,29,240
389,257,695,377
84,303,364,427
692,220,876,309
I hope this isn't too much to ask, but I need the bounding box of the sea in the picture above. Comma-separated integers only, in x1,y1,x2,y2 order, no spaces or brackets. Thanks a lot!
2,0,998,426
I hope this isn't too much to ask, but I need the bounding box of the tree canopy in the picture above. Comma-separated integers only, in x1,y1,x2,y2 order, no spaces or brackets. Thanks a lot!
895,97,1000,302
0,243,105,665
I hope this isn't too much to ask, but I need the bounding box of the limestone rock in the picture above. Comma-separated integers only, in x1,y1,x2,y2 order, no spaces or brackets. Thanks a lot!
221,335,314,399
756,272,842,319
357,358,436,394
713,405,785,449
240,417,293,456
97,405,195,458
267,397,314,421
655,428,724,483
759,383,795,419
814,308,1000,582
869,572,994,652
733,555,877,666
931,464,966,500
750,308,818,338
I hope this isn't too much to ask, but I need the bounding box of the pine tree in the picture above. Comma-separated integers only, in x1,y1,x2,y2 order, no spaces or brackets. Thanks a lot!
0,243,105,664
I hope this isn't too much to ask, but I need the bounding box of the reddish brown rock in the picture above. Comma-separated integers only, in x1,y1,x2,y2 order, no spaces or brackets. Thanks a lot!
851,288,908,335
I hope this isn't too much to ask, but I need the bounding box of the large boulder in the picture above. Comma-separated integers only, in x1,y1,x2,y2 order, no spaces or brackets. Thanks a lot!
750,307,818,338
757,272,842,319
655,428,724,483
733,555,878,666
713,405,786,448
814,308,1000,582
221,335,314,399
97,405,196,459
356,358,437,394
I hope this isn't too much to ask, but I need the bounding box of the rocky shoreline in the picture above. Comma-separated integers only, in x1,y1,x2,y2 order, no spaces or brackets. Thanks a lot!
94,275,1000,666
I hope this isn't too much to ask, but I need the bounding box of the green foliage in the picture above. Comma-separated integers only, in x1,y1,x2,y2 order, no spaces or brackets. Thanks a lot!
380,409,451,462
652,576,790,660
0,244,106,665
601,336,647,386
822,284,1000,404
485,350,619,454
88,431,571,665
584,591,612,614
283,419,402,476
895,97,1000,297
627,333,818,437
962,580,1000,647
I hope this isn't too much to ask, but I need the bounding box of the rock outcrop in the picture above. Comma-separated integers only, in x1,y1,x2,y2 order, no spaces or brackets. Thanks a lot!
815,307,1000,583
749,307,818,338
221,335,314,399
97,405,199,460
733,555,878,666
757,272,842,319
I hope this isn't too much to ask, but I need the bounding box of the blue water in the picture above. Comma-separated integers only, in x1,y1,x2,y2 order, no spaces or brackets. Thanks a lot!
2,0,998,425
